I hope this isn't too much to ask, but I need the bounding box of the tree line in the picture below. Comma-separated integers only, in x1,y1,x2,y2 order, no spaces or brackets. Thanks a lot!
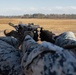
0,14,76,19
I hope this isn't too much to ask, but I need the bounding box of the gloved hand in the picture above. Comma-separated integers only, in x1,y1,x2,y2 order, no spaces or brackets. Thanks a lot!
4,29,20,39
40,28,56,43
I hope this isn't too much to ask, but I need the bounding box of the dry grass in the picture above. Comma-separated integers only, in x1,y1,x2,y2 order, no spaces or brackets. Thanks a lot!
0,18,76,36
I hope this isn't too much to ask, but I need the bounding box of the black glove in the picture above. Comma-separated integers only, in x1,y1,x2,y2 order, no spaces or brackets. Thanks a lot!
40,28,56,44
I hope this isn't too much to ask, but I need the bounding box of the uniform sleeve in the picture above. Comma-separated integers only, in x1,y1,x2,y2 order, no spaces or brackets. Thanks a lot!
0,36,18,48
21,35,76,75
0,38,23,75
21,35,39,55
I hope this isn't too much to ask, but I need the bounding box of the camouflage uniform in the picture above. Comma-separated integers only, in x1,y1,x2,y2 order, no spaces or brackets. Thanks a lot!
55,31,76,47
21,35,76,75
0,36,23,75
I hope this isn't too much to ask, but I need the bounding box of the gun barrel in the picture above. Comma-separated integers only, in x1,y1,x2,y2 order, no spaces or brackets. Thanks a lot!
8,22,15,27
8,22,19,31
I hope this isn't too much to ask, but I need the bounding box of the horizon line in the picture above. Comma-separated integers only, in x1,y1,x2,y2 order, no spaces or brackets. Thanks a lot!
0,13,76,16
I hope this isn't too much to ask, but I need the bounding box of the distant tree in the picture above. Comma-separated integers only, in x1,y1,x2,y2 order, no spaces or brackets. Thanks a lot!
0,14,76,19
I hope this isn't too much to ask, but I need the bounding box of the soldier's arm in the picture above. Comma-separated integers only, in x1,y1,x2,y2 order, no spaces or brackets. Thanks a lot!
0,36,19,48
21,35,39,55
21,35,76,75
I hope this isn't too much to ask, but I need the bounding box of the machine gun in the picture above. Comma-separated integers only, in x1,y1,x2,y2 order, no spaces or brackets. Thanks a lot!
8,22,41,41
8,22,56,43
8,22,40,34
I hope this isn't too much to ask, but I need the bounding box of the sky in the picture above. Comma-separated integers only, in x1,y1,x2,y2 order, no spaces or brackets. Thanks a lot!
0,0,76,15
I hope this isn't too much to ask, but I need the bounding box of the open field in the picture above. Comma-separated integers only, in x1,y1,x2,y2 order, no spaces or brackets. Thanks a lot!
0,18,76,36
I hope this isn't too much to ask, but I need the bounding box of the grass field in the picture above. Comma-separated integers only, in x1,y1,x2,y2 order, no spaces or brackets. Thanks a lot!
0,18,76,36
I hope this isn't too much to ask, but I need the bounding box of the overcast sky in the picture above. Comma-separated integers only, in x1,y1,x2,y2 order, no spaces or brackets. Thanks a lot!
0,0,76,15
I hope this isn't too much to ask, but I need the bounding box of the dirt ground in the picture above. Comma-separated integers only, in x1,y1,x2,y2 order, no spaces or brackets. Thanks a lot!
0,18,76,36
